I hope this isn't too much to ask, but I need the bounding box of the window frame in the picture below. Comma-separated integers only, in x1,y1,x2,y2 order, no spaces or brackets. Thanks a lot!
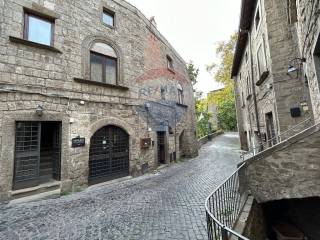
167,55,174,72
246,75,252,98
178,89,184,104
90,51,118,85
102,8,115,28
256,42,267,77
24,11,55,47
254,4,262,32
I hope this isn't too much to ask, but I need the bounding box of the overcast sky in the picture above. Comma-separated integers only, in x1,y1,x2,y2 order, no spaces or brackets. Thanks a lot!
126,0,241,95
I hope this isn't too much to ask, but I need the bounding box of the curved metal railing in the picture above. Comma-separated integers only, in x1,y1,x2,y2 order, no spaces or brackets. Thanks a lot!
205,163,249,240
205,118,314,240
240,117,313,161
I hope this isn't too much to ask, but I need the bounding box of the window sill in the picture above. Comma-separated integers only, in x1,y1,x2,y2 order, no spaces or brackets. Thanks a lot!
176,103,188,108
9,36,62,53
74,78,129,90
256,70,270,86
102,23,116,30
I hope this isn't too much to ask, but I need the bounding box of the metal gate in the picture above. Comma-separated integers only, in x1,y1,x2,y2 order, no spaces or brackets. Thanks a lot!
89,125,129,185
157,131,166,164
13,122,41,190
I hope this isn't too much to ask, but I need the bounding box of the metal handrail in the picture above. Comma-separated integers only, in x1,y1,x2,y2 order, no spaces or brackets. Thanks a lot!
205,163,249,240
241,117,313,161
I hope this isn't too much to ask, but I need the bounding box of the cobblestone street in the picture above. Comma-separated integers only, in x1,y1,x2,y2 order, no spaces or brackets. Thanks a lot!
0,133,241,240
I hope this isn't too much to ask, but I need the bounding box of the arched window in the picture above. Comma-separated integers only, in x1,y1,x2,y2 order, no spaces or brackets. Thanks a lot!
177,83,183,104
90,42,118,85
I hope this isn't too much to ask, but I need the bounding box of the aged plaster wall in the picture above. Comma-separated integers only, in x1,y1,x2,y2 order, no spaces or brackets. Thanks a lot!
0,0,198,201
242,125,320,203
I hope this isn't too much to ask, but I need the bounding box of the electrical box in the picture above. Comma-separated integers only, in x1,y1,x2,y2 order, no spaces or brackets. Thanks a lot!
290,107,301,118
140,138,151,149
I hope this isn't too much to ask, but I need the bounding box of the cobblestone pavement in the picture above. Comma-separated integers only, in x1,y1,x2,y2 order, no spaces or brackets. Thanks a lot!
0,133,241,240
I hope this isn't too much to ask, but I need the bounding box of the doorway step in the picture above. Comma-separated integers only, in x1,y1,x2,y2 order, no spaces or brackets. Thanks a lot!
9,181,60,205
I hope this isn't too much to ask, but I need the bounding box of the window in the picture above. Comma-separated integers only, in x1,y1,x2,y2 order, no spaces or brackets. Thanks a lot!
103,9,115,27
24,12,54,46
287,0,298,24
167,56,174,71
177,84,183,104
241,92,245,108
90,43,117,85
255,6,261,30
246,76,252,97
257,43,267,77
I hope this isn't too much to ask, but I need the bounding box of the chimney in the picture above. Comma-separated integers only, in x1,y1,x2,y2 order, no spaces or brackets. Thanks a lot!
150,16,157,28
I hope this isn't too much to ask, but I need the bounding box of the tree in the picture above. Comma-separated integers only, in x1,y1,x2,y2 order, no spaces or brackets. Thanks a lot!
187,61,200,88
207,33,238,131
186,62,212,138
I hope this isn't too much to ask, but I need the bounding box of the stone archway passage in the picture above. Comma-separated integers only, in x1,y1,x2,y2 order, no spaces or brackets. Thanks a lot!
89,125,129,185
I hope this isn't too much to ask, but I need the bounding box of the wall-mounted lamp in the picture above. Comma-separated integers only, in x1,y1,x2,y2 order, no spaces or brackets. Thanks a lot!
287,65,298,74
287,57,306,78
145,103,151,110
36,105,44,117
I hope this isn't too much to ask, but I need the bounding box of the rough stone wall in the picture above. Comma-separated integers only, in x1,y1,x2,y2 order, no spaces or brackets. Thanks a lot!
243,125,320,203
234,0,311,151
242,200,267,240
264,0,311,132
0,0,198,201
296,0,320,123
234,0,277,150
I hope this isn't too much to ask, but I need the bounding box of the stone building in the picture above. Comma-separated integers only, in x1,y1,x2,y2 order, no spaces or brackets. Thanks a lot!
0,0,198,202
232,0,312,151
221,0,320,239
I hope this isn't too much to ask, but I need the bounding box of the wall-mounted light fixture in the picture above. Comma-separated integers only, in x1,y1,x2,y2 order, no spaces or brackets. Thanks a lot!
36,105,44,117
287,57,306,78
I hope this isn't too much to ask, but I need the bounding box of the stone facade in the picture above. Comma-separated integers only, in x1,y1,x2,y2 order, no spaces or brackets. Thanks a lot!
295,0,320,123
241,124,320,203
0,0,198,201
232,0,311,151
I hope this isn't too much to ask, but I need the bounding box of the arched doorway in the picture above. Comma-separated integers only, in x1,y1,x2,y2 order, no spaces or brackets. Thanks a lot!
179,130,185,159
89,125,129,185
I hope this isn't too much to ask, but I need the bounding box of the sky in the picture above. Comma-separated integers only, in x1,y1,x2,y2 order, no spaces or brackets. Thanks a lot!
126,0,241,95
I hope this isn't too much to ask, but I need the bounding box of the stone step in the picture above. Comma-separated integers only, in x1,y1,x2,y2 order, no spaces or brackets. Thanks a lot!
39,168,53,176
10,181,60,201
9,189,61,206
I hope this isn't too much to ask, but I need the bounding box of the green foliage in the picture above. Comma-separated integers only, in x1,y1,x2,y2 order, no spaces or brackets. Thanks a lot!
186,62,212,138
207,33,238,131
187,61,200,87
195,98,212,138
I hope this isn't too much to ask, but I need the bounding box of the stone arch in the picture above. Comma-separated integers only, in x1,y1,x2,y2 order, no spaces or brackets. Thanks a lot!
88,117,134,139
81,36,125,85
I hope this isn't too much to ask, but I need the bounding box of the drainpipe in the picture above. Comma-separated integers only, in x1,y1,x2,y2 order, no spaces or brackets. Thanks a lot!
240,29,262,150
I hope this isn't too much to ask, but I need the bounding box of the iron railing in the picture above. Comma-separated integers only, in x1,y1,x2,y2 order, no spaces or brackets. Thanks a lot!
241,117,313,161
205,163,249,240
205,118,314,240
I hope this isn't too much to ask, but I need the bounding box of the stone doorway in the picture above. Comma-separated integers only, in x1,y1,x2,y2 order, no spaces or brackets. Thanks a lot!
157,131,166,165
266,112,276,147
13,121,61,190
263,197,320,240
89,125,129,185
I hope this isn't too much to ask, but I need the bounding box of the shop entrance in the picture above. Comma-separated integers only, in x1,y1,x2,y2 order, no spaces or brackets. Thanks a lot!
13,122,61,190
